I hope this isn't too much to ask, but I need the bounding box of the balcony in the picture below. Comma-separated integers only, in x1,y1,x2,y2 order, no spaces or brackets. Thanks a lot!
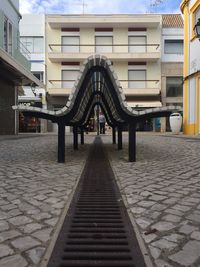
47,79,161,97
48,44,160,63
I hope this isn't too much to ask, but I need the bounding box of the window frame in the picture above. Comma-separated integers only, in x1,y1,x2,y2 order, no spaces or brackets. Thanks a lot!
166,76,183,98
128,69,147,89
164,39,183,55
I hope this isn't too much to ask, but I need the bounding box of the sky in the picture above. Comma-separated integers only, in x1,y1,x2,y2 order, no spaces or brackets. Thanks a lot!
19,0,181,15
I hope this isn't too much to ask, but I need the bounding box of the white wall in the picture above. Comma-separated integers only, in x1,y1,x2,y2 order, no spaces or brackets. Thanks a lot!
162,28,184,62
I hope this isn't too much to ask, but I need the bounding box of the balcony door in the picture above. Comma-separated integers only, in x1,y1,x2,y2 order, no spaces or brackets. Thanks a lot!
128,70,146,89
62,36,80,53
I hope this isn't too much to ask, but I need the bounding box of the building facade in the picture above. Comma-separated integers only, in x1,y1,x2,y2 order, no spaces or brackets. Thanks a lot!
181,0,200,135
46,14,162,131
19,14,47,133
0,0,42,134
161,14,184,132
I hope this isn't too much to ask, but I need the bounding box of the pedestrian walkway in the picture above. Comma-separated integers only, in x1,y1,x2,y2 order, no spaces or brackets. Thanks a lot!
47,136,146,267
103,132,200,267
0,133,200,267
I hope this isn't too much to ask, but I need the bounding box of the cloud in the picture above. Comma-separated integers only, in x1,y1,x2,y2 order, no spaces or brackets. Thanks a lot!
19,0,181,14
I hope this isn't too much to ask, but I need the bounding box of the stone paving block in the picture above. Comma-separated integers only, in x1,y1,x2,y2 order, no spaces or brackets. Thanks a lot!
179,224,198,234
151,238,177,251
0,230,21,242
11,236,41,251
191,231,200,241
151,221,176,232
32,228,52,242
162,214,181,223
0,221,9,232
0,254,28,267
26,246,45,264
8,215,32,226
0,244,14,258
169,240,200,266
187,213,200,223
149,245,161,259
19,223,44,234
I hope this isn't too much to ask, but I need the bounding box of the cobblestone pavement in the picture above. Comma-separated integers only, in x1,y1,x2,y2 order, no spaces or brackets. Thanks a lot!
1,132,200,267
0,134,94,267
101,133,200,267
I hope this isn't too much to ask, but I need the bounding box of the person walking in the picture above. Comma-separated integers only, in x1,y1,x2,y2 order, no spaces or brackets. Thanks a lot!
99,112,106,134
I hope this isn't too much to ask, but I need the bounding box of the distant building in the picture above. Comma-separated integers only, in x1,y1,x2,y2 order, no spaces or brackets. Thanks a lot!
181,0,200,135
0,0,43,134
46,14,162,132
161,14,184,132
19,14,46,133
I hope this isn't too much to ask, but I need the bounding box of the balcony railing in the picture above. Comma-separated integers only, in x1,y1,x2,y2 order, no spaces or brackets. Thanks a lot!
48,44,160,53
48,79,160,91
18,40,31,61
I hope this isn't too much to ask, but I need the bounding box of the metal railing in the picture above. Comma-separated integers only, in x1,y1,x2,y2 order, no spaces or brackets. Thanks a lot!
48,79,160,89
18,40,31,60
48,43,160,53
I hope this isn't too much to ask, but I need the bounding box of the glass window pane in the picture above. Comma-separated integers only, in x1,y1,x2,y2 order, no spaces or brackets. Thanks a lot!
4,17,8,52
128,70,146,88
62,70,79,88
128,36,146,52
95,36,112,53
62,36,79,52
164,40,183,54
166,77,183,97
33,37,43,53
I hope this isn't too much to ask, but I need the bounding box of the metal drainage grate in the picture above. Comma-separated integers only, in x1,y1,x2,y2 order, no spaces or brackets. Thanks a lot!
47,137,147,267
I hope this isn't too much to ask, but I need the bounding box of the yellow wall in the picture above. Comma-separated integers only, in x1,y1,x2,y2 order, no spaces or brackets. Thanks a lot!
181,0,200,135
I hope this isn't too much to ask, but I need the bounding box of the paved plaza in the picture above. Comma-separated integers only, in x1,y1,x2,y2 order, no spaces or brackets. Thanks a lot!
0,133,200,267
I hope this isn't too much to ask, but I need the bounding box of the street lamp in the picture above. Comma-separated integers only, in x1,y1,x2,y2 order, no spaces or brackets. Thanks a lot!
194,18,200,40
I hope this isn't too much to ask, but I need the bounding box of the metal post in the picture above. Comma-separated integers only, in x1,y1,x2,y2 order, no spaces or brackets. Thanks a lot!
58,123,65,163
96,105,100,135
118,126,122,150
73,126,78,150
80,128,84,145
129,123,136,162
112,126,116,144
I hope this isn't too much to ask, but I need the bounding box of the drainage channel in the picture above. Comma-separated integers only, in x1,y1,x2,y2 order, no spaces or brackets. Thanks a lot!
47,136,147,267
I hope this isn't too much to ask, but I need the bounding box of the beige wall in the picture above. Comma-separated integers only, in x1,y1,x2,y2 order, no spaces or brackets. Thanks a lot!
113,28,128,53
80,28,95,53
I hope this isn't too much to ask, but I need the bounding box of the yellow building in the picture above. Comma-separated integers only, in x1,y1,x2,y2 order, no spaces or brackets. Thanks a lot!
181,0,200,134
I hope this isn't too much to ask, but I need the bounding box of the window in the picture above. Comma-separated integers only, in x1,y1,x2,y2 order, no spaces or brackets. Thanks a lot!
4,17,13,55
128,70,146,88
32,72,44,82
62,70,79,88
62,36,80,53
166,77,183,97
128,36,146,53
164,40,183,54
20,37,44,53
95,36,113,53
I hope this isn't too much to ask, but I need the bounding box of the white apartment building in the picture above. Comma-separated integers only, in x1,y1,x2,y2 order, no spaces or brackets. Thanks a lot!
46,14,162,131
161,14,183,132
19,14,46,133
